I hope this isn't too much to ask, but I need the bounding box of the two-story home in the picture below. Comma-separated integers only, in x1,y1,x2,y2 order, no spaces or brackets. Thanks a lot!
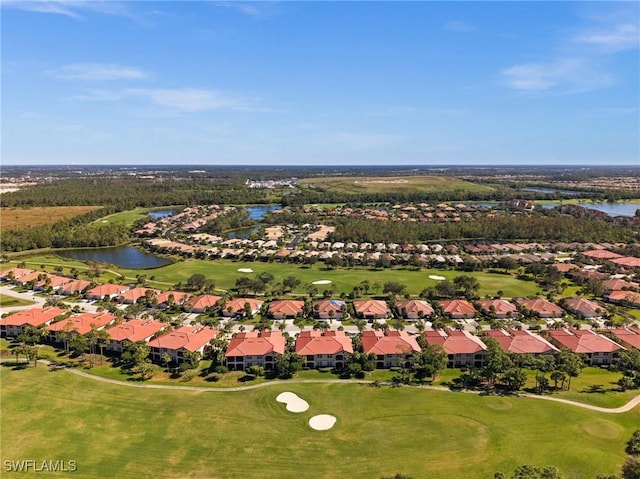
148,325,218,364
423,329,486,368
484,328,558,356
295,330,353,369
0,307,67,337
106,319,167,354
546,328,624,366
225,330,286,371
361,329,420,368
47,311,117,342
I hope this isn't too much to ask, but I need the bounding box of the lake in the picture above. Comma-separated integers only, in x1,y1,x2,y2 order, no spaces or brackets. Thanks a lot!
244,205,282,220
148,209,176,219
543,202,639,217
57,246,173,269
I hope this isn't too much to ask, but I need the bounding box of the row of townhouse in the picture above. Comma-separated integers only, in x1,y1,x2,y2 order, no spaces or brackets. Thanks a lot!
1,307,638,368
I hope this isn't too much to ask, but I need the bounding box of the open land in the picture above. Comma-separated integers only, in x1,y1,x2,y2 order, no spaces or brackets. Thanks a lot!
1,365,638,479
0,206,102,231
298,175,495,195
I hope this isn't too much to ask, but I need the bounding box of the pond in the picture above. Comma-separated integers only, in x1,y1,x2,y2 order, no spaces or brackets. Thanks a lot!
147,209,177,219
57,246,173,269
543,202,639,217
244,205,282,220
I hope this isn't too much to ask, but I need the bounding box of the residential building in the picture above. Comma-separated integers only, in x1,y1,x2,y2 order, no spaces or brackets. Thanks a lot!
106,319,167,353
295,330,353,369
424,329,486,368
268,300,305,319
57,279,92,296
0,307,67,337
516,298,564,318
221,298,263,318
477,299,518,319
47,312,116,342
361,329,420,368
608,328,640,350
184,294,223,313
353,300,390,321
484,328,558,355
562,297,605,319
225,330,286,371
86,284,130,300
396,299,434,320
312,299,346,321
439,299,476,320
148,325,218,364
546,328,624,365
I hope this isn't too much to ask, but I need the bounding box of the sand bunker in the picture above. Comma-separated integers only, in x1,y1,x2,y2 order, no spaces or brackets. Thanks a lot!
428,275,446,281
312,280,332,285
309,415,337,431
237,268,254,273
276,392,309,413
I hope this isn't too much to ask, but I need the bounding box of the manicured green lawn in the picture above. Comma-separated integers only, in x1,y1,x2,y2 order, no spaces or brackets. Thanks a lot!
0,294,35,308
2,257,540,298
1,365,637,479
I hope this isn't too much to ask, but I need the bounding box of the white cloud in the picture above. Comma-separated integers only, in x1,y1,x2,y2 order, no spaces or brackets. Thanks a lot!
445,20,474,33
51,63,148,81
574,23,639,52
2,1,134,20
74,87,259,113
501,58,613,93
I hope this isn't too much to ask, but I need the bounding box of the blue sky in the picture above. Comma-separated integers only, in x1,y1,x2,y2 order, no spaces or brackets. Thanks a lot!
2,1,639,166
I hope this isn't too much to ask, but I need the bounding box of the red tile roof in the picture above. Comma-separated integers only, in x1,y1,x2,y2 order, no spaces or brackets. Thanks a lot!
608,328,640,350
516,298,564,316
35,274,71,289
439,299,476,317
15,271,46,284
484,328,558,354
361,329,420,355
184,294,223,311
148,326,218,352
295,330,354,355
602,279,639,292
553,263,578,273
0,307,66,328
155,291,191,305
0,267,35,279
397,299,434,317
582,249,622,259
562,297,605,317
606,290,640,306
424,329,486,354
312,299,346,315
118,287,157,303
353,300,390,317
547,328,624,354
106,319,166,343
611,257,640,268
48,312,116,335
268,300,305,316
225,330,286,357
87,284,130,297
58,279,92,294
224,298,263,314
477,299,517,315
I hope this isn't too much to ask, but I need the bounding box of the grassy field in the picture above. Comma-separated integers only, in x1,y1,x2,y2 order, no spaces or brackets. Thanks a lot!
2,256,540,298
92,206,181,228
298,175,494,195
0,206,103,231
1,365,637,479
0,294,35,308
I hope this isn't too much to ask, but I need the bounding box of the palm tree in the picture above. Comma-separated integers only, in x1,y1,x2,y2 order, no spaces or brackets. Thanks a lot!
161,353,171,373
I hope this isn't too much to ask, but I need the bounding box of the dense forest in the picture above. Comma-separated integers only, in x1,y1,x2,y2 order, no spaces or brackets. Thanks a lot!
327,215,638,244
0,178,272,208
1,207,130,252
